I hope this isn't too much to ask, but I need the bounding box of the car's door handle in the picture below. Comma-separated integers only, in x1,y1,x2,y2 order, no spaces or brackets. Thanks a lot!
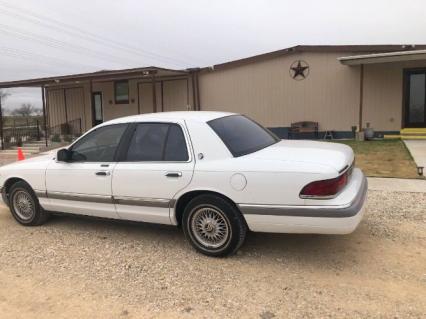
95,171,111,176
165,172,182,178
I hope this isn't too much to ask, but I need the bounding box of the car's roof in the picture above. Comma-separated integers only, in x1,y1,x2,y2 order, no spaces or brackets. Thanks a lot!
103,111,236,126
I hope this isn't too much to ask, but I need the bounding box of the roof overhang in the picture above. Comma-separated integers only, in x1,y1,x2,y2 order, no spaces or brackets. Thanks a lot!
0,66,190,89
338,49,426,65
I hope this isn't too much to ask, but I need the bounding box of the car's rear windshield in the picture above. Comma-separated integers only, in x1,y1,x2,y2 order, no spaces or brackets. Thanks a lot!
208,115,279,157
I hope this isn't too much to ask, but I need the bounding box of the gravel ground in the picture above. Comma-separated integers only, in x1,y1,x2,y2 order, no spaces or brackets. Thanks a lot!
0,190,425,318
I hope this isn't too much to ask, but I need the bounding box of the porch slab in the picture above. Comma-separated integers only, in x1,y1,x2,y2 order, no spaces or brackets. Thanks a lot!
403,140,426,169
368,177,426,193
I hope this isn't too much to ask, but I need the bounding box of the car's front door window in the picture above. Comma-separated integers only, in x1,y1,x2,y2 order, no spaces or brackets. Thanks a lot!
70,124,127,162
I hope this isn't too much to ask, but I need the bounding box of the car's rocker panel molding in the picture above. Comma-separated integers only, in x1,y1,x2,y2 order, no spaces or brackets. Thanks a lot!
33,191,176,208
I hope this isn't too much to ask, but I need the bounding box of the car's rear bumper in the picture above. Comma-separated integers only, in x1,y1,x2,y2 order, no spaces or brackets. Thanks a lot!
238,168,367,234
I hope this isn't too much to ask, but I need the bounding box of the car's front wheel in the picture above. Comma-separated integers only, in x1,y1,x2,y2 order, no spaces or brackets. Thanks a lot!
182,194,247,257
9,181,49,226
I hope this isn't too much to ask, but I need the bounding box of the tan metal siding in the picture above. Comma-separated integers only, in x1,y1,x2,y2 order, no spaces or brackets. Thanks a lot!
65,87,85,130
138,82,154,113
47,89,66,129
163,79,188,112
199,52,361,131
46,83,91,132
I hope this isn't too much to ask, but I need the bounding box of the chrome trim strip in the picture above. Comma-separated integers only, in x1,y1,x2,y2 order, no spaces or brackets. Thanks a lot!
338,165,349,174
47,192,113,204
44,191,175,208
34,190,47,198
239,175,367,218
113,196,171,208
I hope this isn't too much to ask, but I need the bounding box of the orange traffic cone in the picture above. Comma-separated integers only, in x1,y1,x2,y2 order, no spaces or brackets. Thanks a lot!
17,147,25,161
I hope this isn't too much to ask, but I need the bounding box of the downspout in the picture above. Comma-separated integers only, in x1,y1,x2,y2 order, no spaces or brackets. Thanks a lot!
190,70,197,110
0,95,3,150
89,80,94,127
359,64,364,131
151,74,157,112
41,87,48,147
188,68,201,110
196,70,201,110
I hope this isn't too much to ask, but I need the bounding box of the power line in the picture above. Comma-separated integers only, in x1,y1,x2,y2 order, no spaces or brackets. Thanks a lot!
0,23,151,67
0,46,103,70
0,1,196,68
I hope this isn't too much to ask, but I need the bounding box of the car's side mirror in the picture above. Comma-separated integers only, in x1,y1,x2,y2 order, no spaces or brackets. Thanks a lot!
56,149,72,162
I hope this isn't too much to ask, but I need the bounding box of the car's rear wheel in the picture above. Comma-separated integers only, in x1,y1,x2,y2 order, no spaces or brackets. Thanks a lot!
182,194,247,257
9,181,49,226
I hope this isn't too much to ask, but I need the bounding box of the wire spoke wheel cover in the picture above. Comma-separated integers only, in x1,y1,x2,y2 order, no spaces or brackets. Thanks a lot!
190,206,231,249
12,190,35,221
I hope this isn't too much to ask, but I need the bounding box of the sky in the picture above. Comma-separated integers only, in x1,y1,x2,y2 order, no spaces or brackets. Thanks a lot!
1,0,426,111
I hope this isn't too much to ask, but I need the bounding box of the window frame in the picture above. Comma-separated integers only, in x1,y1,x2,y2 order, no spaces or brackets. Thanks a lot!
117,121,192,163
66,123,130,163
114,80,129,104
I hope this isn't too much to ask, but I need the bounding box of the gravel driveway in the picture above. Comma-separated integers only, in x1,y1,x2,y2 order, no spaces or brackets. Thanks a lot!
0,190,425,318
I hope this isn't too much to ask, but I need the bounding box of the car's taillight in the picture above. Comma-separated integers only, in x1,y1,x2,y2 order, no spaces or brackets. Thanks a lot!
300,172,349,199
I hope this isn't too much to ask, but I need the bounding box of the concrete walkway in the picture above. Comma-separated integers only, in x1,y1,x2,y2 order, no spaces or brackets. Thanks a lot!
368,177,426,193
404,140,426,169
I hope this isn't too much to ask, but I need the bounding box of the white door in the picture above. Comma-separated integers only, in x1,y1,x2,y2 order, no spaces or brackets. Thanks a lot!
44,124,128,218
112,121,194,224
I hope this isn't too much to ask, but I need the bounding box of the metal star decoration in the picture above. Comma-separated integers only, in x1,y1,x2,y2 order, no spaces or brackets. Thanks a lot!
290,60,309,80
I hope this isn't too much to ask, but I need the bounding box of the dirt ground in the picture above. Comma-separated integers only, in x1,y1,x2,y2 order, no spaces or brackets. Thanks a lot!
0,189,425,318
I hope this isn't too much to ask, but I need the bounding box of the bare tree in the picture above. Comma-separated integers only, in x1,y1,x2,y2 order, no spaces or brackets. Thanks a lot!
12,103,38,117
0,89,10,102
33,108,43,116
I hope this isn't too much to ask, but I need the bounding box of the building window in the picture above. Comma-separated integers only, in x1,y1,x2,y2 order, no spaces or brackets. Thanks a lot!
114,80,129,104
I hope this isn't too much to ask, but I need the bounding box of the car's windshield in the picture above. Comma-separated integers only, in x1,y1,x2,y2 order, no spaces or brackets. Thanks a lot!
208,115,279,157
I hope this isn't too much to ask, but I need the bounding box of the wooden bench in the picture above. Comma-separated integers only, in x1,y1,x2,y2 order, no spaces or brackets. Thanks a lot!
289,121,319,139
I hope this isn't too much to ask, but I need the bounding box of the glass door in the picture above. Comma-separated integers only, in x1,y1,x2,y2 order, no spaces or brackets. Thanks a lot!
405,70,426,127
92,92,103,126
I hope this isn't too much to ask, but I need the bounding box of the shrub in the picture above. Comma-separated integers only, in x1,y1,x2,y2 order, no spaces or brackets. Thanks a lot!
51,134,61,143
63,135,73,143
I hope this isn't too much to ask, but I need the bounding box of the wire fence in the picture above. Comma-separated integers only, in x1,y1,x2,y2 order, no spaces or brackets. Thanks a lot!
0,117,82,149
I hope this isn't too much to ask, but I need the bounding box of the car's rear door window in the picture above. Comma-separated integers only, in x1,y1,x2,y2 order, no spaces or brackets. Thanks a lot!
125,123,189,161
164,124,189,161
208,115,279,157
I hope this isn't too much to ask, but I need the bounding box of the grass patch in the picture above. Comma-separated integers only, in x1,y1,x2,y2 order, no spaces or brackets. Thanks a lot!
332,139,420,179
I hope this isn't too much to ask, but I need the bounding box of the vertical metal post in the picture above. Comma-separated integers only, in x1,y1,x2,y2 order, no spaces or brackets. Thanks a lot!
36,120,41,141
191,72,196,110
41,87,48,147
137,82,141,114
195,71,201,110
0,95,3,150
63,89,68,123
161,81,164,112
89,80,93,128
151,75,157,112
358,64,364,131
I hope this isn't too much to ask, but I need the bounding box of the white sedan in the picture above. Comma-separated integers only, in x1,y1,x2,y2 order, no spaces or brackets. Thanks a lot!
0,112,367,257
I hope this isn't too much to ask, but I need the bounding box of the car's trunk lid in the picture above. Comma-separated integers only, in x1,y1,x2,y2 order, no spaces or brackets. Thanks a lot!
248,140,354,172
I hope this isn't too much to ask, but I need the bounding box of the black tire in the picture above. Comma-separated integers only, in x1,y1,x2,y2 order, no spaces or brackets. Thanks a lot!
182,194,247,257
9,181,49,226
